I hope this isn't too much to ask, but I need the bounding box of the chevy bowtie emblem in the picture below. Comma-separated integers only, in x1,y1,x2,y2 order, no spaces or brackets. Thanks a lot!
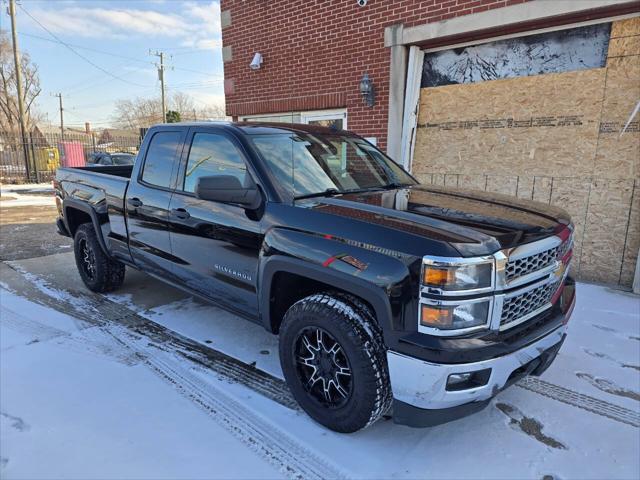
554,262,567,280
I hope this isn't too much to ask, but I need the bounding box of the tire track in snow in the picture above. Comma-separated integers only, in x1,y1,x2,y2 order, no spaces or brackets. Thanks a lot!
516,377,640,428
1,271,346,480
112,326,347,480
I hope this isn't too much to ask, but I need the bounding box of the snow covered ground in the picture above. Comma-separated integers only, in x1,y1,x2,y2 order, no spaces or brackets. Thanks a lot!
1,252,639,479
0,184,55,208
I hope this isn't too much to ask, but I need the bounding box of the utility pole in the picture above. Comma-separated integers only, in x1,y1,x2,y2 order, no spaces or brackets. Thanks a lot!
8,0,35,181
54,93,64,139
150,50,168,123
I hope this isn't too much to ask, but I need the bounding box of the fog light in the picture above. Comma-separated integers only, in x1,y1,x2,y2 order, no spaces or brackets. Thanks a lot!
448,373,473,385
446,369,491,391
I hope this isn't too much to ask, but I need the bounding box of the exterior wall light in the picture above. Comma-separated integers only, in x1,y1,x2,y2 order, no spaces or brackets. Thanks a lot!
250,52,263,70
359,73,375,107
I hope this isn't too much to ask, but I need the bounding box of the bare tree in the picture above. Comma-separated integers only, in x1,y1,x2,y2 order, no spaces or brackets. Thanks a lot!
112,96,163,129
200,103,227,120
0,29,43,139
112,91,227,128
171,91,195,116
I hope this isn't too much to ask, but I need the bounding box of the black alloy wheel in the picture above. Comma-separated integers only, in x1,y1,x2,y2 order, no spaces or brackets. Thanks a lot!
78,237,97,281
294,327,353,408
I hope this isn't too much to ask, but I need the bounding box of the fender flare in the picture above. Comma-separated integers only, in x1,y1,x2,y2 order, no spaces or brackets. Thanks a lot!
63,198,111,258
259,255,393,334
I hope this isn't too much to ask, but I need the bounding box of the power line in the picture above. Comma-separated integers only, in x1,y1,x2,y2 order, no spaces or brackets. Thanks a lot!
20,32,154,66
17,4,153,89
20,31,223,78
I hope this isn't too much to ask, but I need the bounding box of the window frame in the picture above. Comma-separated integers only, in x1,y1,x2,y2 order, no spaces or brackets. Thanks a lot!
240,108,347,129
300,109,347,129
137,129,187,193
174,127,256,199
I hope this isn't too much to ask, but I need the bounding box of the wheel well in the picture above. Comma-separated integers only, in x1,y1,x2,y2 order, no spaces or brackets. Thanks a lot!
65,207,92,236
268,271,375,334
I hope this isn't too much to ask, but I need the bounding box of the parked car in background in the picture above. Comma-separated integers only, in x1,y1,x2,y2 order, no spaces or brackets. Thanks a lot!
53,122,576,433
87,152,136,166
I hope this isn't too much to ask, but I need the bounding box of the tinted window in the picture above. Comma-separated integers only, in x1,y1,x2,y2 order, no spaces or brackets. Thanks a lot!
142,131,182,188
183,133,247,193
111,154,135,165
251,133,415,197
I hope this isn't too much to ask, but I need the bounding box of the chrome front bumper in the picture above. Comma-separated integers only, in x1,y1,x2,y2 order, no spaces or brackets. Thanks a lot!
387,325,566,410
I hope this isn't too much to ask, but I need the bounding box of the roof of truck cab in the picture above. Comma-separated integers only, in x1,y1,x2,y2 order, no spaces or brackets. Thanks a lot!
152,121,355,136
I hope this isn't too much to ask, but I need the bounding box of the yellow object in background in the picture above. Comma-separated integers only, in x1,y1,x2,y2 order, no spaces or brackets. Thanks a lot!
34,147,60,172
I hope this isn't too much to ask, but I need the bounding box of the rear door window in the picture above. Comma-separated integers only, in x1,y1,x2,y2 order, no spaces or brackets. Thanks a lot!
141,131,183,189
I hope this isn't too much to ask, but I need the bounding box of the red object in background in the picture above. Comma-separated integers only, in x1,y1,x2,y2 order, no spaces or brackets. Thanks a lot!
58,142,85,167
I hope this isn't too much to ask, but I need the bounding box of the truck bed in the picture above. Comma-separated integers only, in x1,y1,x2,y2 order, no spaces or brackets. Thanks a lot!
55,165,133,262
61,165,134,178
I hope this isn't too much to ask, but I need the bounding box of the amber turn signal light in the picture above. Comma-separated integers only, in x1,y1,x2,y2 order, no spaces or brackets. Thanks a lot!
422,266,452,287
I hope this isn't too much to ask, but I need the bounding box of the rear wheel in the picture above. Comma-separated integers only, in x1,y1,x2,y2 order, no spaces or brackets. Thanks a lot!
73,223,125,293
279,292,392,433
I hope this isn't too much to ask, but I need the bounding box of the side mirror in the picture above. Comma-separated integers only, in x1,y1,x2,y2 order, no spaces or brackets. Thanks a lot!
195,175,260,207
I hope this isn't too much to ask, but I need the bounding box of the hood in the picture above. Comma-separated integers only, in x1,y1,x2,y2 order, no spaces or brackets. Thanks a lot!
299,185,570,256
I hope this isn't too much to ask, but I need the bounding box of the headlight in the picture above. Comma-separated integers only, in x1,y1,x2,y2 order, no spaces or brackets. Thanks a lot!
422,262,493,291
420,300,490,330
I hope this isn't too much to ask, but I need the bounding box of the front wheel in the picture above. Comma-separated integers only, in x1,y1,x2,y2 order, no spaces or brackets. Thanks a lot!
73,223,125,293
279,292,392,433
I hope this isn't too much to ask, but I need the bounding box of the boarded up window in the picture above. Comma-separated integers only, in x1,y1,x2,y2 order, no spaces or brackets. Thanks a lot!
421,23,611,88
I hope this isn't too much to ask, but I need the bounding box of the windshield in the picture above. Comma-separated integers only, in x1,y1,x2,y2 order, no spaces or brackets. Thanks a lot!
250,133,416,198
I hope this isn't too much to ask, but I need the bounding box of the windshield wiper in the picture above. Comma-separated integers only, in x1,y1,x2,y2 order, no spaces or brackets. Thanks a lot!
294,186,385,200
294,188,341,200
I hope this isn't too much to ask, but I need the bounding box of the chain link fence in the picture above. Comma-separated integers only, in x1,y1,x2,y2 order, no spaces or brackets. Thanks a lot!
0,130,143,184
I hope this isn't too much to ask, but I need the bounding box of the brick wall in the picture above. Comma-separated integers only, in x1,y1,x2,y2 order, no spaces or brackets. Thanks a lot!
220,0,527,151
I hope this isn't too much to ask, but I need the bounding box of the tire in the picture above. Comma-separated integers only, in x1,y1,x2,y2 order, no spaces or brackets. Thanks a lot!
73,223,125,293
279,292,392,433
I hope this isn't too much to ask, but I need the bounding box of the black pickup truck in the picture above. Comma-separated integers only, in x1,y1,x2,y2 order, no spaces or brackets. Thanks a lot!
54,122,576,432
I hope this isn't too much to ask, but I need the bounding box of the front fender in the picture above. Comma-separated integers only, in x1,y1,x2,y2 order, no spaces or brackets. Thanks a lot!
258,227,419,345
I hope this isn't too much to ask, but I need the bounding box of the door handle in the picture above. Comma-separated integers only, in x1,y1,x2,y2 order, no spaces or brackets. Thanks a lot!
171,208,190,220
127,197,143,208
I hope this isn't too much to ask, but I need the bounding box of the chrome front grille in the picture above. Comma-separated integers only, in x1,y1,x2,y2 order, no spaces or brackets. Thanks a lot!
501,281,559,328
419,228,574,336
505,246,558,282
556,237,572,260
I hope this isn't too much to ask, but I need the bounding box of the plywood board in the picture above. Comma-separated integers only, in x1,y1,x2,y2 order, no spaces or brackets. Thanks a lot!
414,68,606,178
444,174,459,187
486,175,518,196
515,176,534,200
611,17,640,38
620,181,640,286
595,55,640,179
579,179,634,283
549,178,592,274
458,174,487,191
432,173,445,186
532,177,553,204
607,35,640,58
